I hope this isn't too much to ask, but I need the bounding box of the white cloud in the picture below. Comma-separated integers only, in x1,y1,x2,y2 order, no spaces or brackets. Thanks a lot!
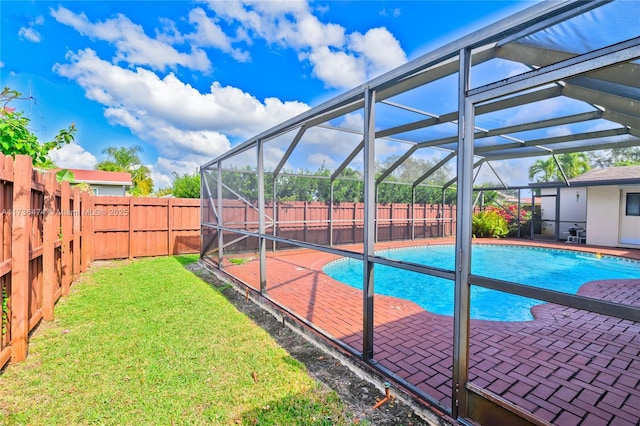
53,48,309,182
50,6,211,72
18,15,45,43
546,126,572,137
152,156,204,190
503,97,564,127
155,17,185,44
49,142,98,169
348,28,406,76
18,27,42,43
308,46,365,88
338,112,364,131
306,152,335,170
186,8,250,62
46,1,413,184
203,0,407,89
478,158,537,186
379,8,401,18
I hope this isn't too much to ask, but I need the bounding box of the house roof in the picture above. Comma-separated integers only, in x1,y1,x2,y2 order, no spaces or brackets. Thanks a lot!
529,166,640,188
66,169,132,186
568,166,640,183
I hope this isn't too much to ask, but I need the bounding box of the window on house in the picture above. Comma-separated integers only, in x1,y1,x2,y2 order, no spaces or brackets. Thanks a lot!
626,193,640,216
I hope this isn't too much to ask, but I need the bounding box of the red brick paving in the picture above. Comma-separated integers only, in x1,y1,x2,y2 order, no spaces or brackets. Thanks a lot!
222,238,640,425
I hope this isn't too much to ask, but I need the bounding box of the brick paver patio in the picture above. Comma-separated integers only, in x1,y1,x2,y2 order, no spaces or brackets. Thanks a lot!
222,238,640,425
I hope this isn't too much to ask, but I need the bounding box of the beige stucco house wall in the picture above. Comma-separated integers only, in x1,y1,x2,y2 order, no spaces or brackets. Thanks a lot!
537,166,640,248
587,185,640,248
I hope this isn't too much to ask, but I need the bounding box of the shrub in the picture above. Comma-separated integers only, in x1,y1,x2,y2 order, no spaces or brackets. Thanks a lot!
488,205,532,237
472,210,509,238
1,87,76,166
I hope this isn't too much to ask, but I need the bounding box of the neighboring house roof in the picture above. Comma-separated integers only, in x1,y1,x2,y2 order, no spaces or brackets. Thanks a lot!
494,192,538,205
568,166,640,185
530,166,640,188
66,169,132,186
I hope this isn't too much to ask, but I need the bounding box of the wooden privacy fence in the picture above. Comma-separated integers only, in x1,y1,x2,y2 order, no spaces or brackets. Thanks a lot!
0,154,92,368
0,154,201,369
92,197,200,260
214,200,460,251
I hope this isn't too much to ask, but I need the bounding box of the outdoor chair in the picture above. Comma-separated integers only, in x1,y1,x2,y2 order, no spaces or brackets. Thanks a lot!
576,229,586,244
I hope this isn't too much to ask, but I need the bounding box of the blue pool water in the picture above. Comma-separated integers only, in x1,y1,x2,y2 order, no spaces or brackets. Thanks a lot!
323,245,640,322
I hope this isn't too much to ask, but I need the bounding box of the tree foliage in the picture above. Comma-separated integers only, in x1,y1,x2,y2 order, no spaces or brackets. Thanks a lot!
171,170,200,198
528,153,591,182
213,160,456,205
96,145,153,196
377,155,453,204
0,87,76,167
590,147,640,167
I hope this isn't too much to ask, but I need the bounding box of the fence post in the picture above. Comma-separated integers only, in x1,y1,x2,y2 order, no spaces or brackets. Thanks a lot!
352,202,357,244
60,181,72,296
80,191,93,271
303,201,308,242
10,155,32,363
72,187,81,280
167,198,173,255
390,203,394,241
42,170,57,321
128,197,134,259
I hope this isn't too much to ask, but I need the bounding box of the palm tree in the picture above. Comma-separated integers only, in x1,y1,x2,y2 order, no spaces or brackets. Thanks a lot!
528,157,556,182
528,153,591,182
558,152,590,179
96,145,153,195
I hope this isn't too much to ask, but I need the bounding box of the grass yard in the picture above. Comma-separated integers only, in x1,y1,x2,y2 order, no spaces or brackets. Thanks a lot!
0,256,356,425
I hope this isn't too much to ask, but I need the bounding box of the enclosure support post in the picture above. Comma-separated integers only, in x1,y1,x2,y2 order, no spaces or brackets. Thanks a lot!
530,190,535,240
258,140,267,294
517,189,522,238
453,47,473,420
217,162,224,267
374,186,379,244
272,179,277,252
200,168,204,258
555,187,561,241
362,87,376,362
441,189,446,237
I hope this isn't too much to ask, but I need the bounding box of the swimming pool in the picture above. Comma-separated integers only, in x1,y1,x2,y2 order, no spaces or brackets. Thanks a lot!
322,245,640,321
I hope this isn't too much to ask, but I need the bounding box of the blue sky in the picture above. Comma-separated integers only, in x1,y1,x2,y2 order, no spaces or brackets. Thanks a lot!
1,0,534,189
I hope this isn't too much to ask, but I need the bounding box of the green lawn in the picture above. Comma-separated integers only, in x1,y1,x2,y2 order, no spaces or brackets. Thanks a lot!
0,256,355,425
